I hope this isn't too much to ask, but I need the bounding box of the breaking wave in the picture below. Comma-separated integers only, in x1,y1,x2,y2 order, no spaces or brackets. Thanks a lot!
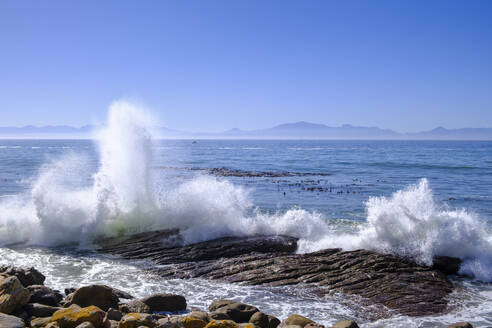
0,101,491,282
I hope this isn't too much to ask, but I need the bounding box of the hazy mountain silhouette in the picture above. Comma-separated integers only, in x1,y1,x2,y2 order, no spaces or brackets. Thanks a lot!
0,122,491,140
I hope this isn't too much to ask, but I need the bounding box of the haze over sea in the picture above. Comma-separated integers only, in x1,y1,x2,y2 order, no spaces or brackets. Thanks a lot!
0,103,491,327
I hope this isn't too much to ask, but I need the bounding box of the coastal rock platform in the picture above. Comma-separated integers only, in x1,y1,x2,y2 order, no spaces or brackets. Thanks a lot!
97,230,456,317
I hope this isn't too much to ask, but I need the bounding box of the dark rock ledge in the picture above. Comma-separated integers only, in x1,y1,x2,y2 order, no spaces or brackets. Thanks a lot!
97,230,458,317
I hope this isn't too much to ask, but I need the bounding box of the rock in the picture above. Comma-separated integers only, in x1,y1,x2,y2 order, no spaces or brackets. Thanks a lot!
0,313,25,328
209,301,236,312
280,315,314,328
209,312,232,321
65,289,76,296
75,323,96,328
28,285,64,306
238,324,255,328
188,311,210,323
0,266,45,287
107,320,119,328
305,324,323,328
25,303,62,317
213,302,259,323
106,308,123,321
331,321,358,328
50,305,106,328
140,294,186,312
31,317,52,328
0,275,31,314
180,317,207,328
249,312,280,328
119,301,150,314
203,320,239,328
118,313,157,328
109,288,133,300
433,256,462,275
71,285,119,311
46,323,61,328
267,316,280,328
98,231,456,316
448,323,473,328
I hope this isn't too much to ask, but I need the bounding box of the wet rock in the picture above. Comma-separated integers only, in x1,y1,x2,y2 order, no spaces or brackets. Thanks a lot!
433,256,462,275
107,320,119,328
140,294,186,312
118,313,157,328
180,317,207,328
28,285,63,306
0,313,25,328
188,311,210,323
25,303,62,317
249,312,279,328
209,301,236,312
65,289,76,296
0,266,45,287
110,289,134,300
209,312,232,321
105,308,123,321
31,317,52,328
0,275,31,314
98,231,455,316
76,322,96,328
331,321,358,328
213,302,259,323
204,320,238,328
447,323,473,328
50,305,106,328
280,315,314,328
71,285,119,311
119,301,150,314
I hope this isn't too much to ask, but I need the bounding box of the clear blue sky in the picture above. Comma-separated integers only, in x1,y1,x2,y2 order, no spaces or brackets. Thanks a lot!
1,0,491,132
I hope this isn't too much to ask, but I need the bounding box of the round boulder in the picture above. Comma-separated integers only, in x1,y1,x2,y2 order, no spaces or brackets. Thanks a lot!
71,285,119,311
140,294,186,312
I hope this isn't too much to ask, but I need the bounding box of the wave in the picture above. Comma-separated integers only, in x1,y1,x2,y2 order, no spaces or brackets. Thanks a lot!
0,101,490,282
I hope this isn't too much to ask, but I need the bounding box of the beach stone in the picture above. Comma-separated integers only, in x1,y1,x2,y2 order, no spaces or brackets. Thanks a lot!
71,285,119,311
50,305,106,328
119,301,150,314
25,303,62,317
249,312,279,328
0,312,25,328
331,321,358,328
118,313,157,328
447,323,473,328
31,317,52,328
0,266,45,287
280,315,314,328
28,285,63,306
203,320,238,328
209,312,232,321
188,311,209,323
0,275,31,314
140,294,186,312
209,301,236,312
180,317,207,328
106,308,123,321
213,302,259,323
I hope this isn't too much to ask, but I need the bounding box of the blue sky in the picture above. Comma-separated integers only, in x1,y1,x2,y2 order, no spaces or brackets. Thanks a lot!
0,0,491,132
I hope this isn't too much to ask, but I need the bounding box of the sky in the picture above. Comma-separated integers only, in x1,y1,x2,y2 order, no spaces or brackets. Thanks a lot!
0,0,491,133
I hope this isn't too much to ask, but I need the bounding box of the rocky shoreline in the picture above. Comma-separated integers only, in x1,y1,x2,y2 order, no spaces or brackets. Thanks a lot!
0,265,473,328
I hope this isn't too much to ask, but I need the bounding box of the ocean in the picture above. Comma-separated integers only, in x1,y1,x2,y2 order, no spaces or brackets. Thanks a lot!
0,108,491,327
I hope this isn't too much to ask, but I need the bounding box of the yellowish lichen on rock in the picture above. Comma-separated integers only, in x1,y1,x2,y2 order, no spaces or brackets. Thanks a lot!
181,317,207,328
50,305,105,328
118,313,156,328
204,320,239,328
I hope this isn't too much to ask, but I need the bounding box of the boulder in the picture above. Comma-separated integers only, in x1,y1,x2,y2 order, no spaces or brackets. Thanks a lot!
140,294,186,312
331,321,358,328
71,285,119,311
105,308,123,321
50,305,106,328
204,320,239,328
119,301,150,314
432,256,462,275
107,320,119,328
208,301,236,312
31,317,52,328
118,313,157,328
249,312,279,328
109,288,133,300
25,303,62,317
280,315,314,328
0,313,25,328
238,325,255,328
209,312,232,321
75,323,95,328
448,323,473,328
0,266,45,287
180,317,207,328
28,285,63,306
188,311,210,323
213,302,259,323
0,275,31,314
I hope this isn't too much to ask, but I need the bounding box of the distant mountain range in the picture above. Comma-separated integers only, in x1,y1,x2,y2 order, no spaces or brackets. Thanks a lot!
0,122,491,140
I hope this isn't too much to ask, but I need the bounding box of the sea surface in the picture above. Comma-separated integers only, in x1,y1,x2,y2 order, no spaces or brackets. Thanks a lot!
0,135,491,327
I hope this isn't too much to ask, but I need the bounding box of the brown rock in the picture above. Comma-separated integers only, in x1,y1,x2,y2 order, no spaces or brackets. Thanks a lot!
140,294,186,312
0,266,45,287
28,285,63,306
0,313,25,328
119,301,150,314
118,313,157,328
71,285,119,311
447,323,473,328
0,275,31,314
50,305,106,328
331,321,358,328
25,303,61,317
280,315,314,328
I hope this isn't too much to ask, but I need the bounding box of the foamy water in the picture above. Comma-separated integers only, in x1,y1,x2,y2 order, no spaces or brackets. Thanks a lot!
0,101,491,326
